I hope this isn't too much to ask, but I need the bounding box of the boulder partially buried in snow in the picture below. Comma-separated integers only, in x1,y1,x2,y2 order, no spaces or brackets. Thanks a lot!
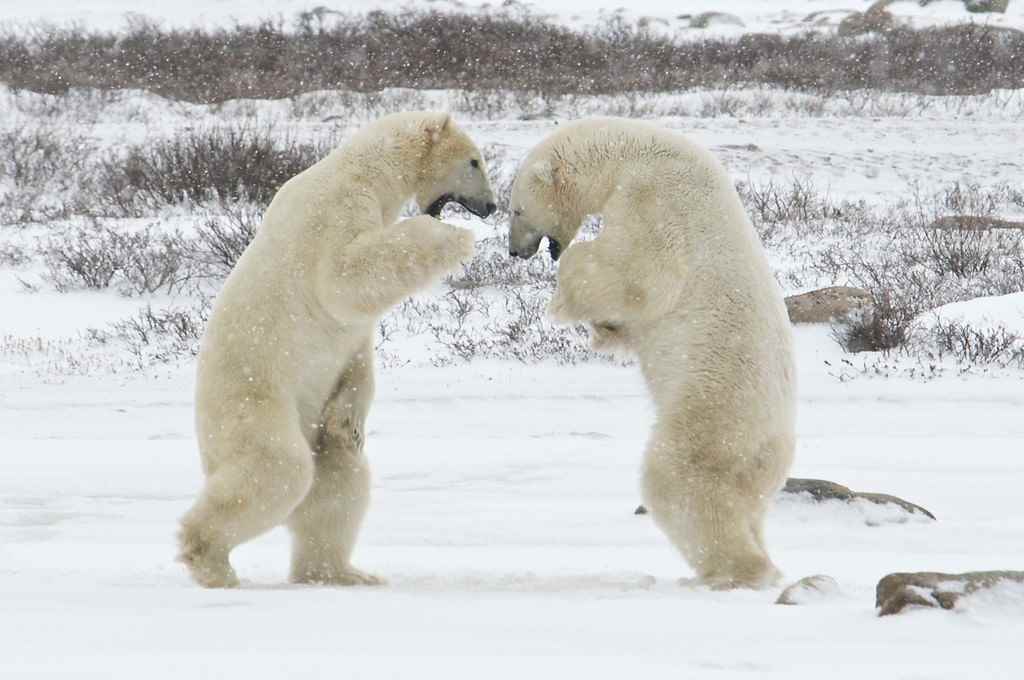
785,287,873,325
637,477,935,524
927,215,1024,231
689,12,745,29
837,8,896,36
783,478,935,521
964,0,1010,13
876,571,1024,616
776,574,841,605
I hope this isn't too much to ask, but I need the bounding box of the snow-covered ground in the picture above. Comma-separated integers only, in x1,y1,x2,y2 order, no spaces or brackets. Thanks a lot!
3,329,1024,677
6,0,1024,34
3,1,1024,677
2,85,1022,349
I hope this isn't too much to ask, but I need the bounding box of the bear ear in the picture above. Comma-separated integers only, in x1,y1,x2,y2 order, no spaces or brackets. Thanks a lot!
425,113,452,145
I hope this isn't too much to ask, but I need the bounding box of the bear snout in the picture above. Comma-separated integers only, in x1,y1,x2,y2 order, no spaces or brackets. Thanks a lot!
457,196,496,219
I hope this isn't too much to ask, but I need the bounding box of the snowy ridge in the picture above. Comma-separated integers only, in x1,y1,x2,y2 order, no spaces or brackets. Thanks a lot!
5,0,1024,34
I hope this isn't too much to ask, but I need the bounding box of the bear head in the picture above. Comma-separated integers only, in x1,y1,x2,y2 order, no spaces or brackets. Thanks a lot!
507,152,579,261
415,114,496,220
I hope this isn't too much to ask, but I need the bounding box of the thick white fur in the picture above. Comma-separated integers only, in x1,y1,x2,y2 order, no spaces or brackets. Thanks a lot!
179,112,491,588
509,119,796,589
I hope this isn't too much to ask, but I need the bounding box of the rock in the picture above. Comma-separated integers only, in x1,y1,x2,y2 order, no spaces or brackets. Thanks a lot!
927,215,1024,231
803,9,857,26
837,7,895,37
717,143,762,153
854,492,936,519
690,12,745,29
782,477,855,501
784,478,936,520
876,571,1024,616
776,574,840,605
965,0,1010,13
636,477,935,520
785,286,873,325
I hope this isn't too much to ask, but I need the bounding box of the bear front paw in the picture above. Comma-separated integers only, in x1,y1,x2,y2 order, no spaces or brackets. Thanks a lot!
589,322,627,352
547,288,579,324
547,295,568,323
447,226,476,266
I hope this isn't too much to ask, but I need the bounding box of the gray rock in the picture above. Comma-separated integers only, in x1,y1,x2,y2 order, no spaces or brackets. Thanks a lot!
837,7,896,37
782,477,855,501
965,0,1010,13
876,571,1024,616
636,477,935,520
784,478,935,520
927,215,1024,231
855,492,936,519
803,9,857,26
690,12,745,29
717,143,762,153
785,286,873,325
776,574,840,605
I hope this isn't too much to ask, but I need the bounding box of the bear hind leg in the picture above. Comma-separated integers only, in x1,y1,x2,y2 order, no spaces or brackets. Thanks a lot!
288,347,382,586
642,444,780,590
178,408,315,588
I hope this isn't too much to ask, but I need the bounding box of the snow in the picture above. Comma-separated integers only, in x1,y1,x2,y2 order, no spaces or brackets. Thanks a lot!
3,330,1024,677
5,0,1024,34
922,291,1024,335
2,1,1024,676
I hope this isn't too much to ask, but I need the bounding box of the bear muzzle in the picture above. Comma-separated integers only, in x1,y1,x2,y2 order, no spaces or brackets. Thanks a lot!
508,235,561,261
425,194,496,219
547,237,562,261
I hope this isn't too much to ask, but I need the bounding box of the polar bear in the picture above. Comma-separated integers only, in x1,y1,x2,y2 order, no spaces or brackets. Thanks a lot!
179,112,495,588
508,119,795,589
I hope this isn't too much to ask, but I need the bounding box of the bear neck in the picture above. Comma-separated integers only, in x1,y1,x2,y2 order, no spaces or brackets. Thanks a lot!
556,138,655,219
333,130,430,224
566,161,639,225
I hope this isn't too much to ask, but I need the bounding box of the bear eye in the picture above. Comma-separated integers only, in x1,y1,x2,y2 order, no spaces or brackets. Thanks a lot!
470,159,480,168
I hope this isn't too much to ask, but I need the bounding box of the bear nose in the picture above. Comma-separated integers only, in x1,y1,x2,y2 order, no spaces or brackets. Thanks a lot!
484,202,497,217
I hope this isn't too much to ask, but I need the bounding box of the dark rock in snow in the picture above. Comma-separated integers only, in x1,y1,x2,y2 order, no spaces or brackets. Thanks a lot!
876,571,1024,616
717,143,763,153
919,0,1011,12
782,477,856,501
964,0,1010,13
690,12,745,29
776,574,841,605
784,478,936,520
635,477,935,521
927,215,1024,231
785,286,873,325
804,9,857,26
837,7,896,36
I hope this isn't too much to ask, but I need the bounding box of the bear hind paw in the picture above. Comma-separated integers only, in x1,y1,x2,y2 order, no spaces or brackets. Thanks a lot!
290,565,385,587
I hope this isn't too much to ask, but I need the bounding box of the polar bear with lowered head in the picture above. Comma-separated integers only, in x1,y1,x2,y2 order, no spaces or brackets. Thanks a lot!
508,118,795,589
179,112,495,588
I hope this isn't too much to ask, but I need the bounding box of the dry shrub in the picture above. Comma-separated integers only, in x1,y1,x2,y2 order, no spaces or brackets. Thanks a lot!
97,123,322,215
1,14,1021,103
